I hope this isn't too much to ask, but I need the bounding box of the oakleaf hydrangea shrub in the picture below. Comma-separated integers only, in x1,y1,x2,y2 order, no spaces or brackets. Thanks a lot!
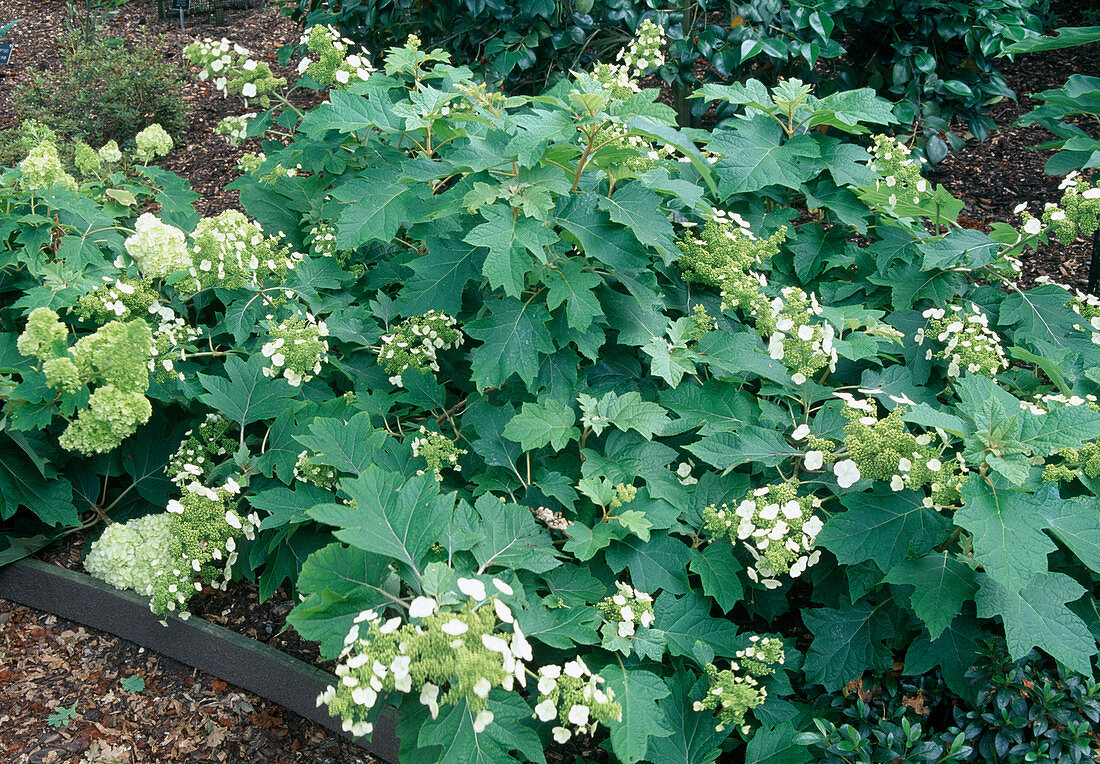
4,20,1100,764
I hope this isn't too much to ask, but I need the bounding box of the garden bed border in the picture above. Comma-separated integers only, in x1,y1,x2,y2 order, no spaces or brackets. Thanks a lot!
0,557,399,763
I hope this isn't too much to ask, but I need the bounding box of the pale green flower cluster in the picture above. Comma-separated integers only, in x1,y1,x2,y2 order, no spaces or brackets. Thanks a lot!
183,37,286,103
596,581,655,639
766,286,837,384
134,124,173,163
19,309,155,455
377,310,463,387
99,140,122,164
84,513,176,594
85,479,257,618
410,425,465,481
918,304,1008,378
677,210,784,320
294,449,339,489
165,413,236,489
533,658,621,745
297,24,375,88
703,481,823,588
19,141,78,192
260,313,330,386
73,141,102,177
125,213,192,279
186,210,302,293
320,578,538,737
76,277,158,323
16,306,69,361
837,393,964,507
693,636,784,734
1045,440,1100,483
866,134,928,206
215,113,253,145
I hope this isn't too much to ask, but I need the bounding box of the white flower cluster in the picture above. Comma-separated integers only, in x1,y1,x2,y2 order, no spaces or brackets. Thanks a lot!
308,222,338,257
297,25,374,88
1020,392,1100,417
124,213,191,280
917,304,1008,378
215,113,254,145
147,303,201,381
616,19,666,74
186,210,302,293
596,581,655,638
165,413,234,489
319,577,531,737
84,513,175,594
703,482,823,589
533,658,620,745
260,312,330,386
765,287,837,384
98,140,122,164
866,134,927,207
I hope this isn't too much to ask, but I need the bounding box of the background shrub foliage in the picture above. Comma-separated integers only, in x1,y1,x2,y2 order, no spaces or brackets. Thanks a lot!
281,0,1044,153
2,20,1100,764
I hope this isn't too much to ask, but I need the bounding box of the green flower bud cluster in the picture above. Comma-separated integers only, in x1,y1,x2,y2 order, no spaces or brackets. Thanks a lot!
1045,441,1100,483
215,113,253,146
866,134,928,207
917,304,1007,378
19,140,78,192
125,213,192,280
73,141,102,177
766,286,837,383
157,479,256,614
320,578,532,738
1042,172,1100,245
686,304,716,344
166,413,236,489
837,395,965,506
238,151,265,173
410,426,465,481
294,449,339,489
533,658,621,745
59,384,152,455
185,210,302,293
260,313,330,387
299,25,375,89
134,124,173,163
596,581,655,638
693,636,784,733
677,211,783,323
703,481,823,587
377,310,463,387
76,277,158,323
84,513,176,595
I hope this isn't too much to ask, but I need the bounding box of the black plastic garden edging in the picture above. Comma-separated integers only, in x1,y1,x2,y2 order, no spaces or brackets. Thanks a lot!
0,558,399,763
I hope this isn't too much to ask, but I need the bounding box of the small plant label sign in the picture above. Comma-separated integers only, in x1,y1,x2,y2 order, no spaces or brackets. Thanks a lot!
0,43,13,66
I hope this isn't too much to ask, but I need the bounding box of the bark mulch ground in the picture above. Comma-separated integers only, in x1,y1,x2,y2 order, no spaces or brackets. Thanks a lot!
0,0,1099,761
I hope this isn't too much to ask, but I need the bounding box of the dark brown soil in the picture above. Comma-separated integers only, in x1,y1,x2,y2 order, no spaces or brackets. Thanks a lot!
0,0,1099,761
